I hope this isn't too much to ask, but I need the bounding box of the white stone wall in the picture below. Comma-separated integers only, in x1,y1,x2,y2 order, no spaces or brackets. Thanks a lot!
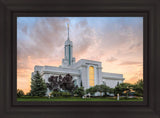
102,79,123,88
80,65,88,89
72,76,81,87
42,74,50,83
102,72,124,88
97,66,103,85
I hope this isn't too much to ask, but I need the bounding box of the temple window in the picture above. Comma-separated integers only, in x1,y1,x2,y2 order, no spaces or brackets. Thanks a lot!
89,66,94,86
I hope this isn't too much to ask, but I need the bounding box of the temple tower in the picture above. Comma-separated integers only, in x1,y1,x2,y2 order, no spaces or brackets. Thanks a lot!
62,24,75,67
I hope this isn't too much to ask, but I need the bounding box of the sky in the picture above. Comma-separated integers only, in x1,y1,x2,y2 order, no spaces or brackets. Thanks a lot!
17,17,143,94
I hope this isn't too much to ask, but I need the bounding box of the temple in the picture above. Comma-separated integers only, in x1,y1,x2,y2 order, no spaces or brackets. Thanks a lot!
31,24,125,95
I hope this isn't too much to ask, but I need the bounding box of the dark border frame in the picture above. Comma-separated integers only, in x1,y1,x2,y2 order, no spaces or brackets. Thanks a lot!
13,12,147,107
0,0,160,118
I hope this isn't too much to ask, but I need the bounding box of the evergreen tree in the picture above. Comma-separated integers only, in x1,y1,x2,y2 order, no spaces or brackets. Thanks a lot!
31,71,47,97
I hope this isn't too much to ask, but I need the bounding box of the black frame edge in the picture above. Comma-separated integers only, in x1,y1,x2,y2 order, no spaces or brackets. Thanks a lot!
0,0,160,118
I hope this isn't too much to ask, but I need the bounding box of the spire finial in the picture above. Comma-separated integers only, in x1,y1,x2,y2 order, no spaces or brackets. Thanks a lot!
67,23,69,40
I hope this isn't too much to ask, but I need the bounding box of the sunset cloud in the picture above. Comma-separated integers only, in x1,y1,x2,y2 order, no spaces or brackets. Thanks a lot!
119,61,142,65
106,56,118,63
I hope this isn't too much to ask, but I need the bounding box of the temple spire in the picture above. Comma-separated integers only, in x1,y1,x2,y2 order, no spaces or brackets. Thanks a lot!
67,24,69,40
62,24,75,67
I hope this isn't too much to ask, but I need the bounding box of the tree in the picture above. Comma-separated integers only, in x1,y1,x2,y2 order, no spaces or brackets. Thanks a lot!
109,88,114,94
114,83,133,97
17,89,24,97
94,85,110,96
133,79,143,97
46,75,62,92
31,71,47,97
60,74,76,93
101,85,110,96
86,87,96,95
86,85,110,96
73,87,85,97
46,74,77,94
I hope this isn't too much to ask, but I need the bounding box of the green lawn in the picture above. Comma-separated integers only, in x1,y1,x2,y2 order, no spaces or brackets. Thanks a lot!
17,96,143,101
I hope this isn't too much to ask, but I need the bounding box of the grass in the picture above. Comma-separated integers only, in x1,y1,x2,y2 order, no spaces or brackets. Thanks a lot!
17,96,143,102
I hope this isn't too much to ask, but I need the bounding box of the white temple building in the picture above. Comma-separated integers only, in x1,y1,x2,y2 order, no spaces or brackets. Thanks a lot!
32,24,124,94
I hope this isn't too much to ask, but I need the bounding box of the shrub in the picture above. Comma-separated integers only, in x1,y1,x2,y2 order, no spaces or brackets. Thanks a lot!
61,92,71,97
86,85,110,96
73,87,85,97
17,89,24,97
86,87,96,95
51,91,62,97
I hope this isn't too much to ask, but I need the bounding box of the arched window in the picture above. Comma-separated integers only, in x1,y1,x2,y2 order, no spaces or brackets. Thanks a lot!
89,66,94,86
